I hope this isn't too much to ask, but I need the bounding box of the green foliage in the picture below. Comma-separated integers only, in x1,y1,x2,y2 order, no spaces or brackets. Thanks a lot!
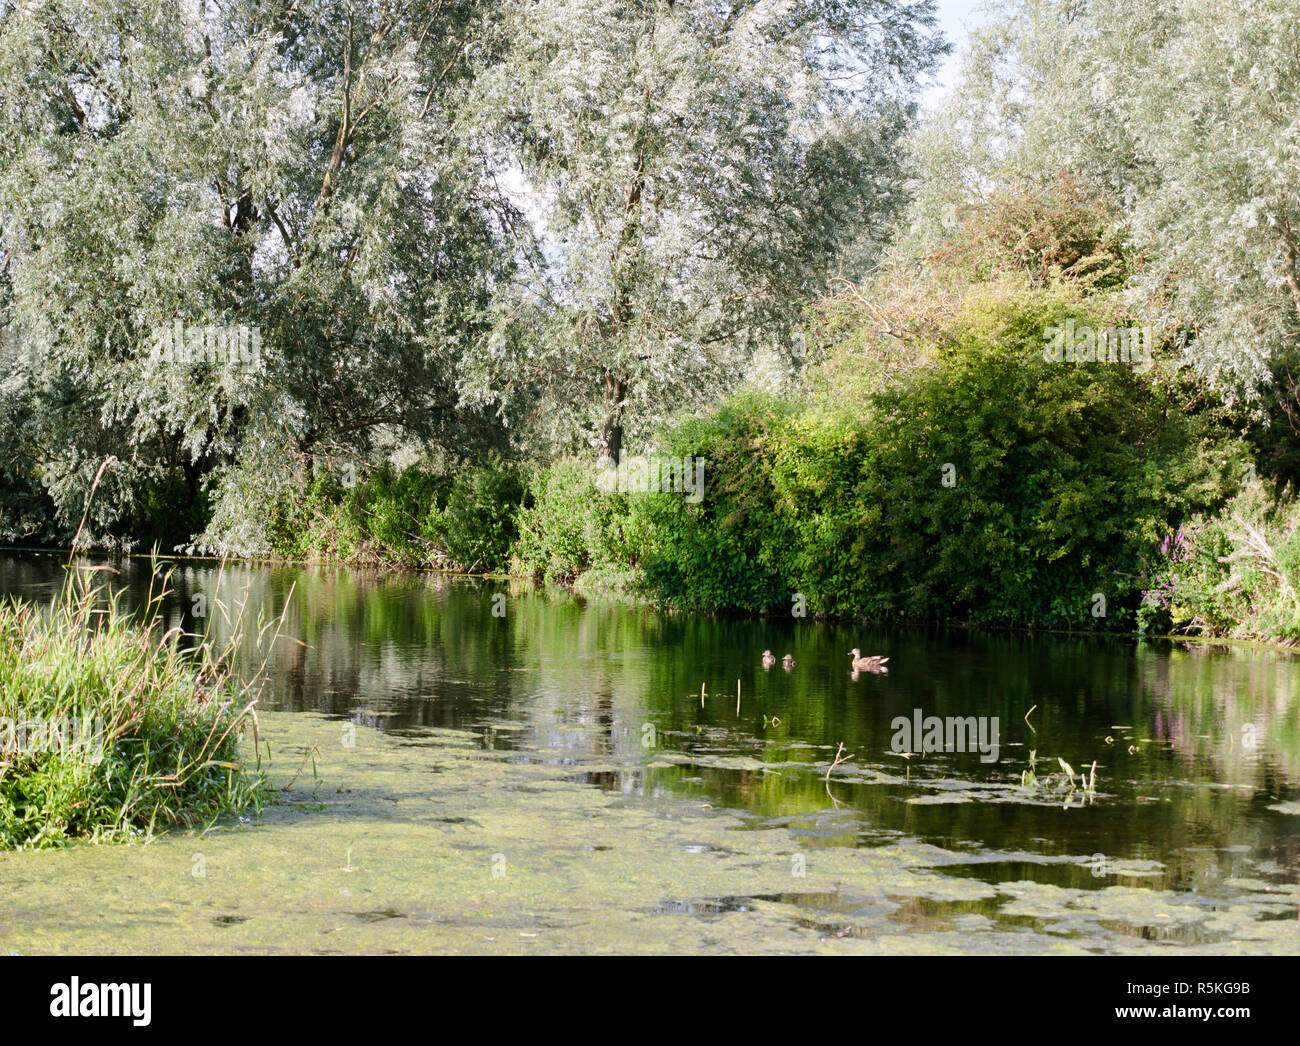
0,0,517,551
927,173,1131,291
268,461,523,574
625,288,1237,628
0,463,54,546
904,0,1300,401
133,469,212,551
364,467,452,559
469,0,945,462
513,459,643,585
635,392,800,613
437,464,526,575
836,306,1219,627
0,575,267,850
1160,482,1300,641
804,179,1131,414
0,0,945,547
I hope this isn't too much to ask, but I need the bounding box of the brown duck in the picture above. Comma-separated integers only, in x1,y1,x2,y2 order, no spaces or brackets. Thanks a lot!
849,648,889,671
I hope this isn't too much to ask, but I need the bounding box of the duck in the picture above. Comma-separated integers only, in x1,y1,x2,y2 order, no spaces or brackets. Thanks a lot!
781,654,796,670
761,650,777,670
848,648,889,672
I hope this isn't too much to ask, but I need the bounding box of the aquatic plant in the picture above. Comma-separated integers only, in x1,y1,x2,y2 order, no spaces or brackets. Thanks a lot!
1021,748,1038,789
1018,751,1098,803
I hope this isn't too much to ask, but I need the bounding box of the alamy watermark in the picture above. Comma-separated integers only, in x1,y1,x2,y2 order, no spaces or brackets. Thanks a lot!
0,714,105,760
1043,318,1152,373
890,708,1000,764
50,978,151,1026
149,319,262,368
0,317,262,369
596,453,705,503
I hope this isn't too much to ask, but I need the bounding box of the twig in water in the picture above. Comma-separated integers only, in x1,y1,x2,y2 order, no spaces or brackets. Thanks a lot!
825,741,850,782
1024,704,1038,734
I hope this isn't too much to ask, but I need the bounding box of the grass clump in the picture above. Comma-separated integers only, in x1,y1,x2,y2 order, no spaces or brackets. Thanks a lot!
0,568,270,850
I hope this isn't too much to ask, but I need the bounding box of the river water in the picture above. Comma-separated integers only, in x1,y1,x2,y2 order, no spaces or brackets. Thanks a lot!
1,551,1297,953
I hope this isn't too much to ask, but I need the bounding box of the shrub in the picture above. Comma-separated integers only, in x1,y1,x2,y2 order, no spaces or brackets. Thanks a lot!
1159,482,1300,641
514,458,640,583
928,172,1131,290
265,460,523,573
433,462,526,574
635,392,800,613
629,288,1237,628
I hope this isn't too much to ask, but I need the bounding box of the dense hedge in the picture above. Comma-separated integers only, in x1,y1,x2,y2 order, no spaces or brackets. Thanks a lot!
525,292,1241,629
267,461,525,574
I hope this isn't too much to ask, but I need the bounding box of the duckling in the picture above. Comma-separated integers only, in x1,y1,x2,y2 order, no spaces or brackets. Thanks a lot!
848,648,889,672
761,650,777,670
781,654,796,671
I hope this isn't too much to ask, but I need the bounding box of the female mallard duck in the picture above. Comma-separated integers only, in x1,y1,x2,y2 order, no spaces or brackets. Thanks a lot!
848,648,889,671
781,654,796,670
761,650,777,669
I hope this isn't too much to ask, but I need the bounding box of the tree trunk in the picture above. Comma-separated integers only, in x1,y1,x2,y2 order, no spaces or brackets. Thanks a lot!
294,436,317,490
597,373,626,468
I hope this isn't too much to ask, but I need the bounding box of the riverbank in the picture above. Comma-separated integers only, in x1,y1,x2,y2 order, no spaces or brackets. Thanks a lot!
4,544,1297,656
0,574,268,849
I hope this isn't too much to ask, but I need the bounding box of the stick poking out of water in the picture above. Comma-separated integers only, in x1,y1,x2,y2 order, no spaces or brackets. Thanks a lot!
736,679,741,715
825,741,850,782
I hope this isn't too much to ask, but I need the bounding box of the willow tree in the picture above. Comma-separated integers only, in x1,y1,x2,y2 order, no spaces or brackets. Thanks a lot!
468,0,945,464
1094,0,1300,399
903,0,1300,409
0,0,514,549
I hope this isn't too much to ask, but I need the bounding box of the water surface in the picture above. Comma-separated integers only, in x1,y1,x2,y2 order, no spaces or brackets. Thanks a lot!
1,552,1297,953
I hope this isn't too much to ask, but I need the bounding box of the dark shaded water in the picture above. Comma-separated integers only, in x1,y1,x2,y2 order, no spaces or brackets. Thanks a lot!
3,551,1299,949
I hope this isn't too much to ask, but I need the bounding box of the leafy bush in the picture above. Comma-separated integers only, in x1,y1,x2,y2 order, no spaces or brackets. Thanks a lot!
433,463,526,574
928,172,1131,290
363,466,453,560
1158,482,1300,641
629,288,1237,628
266,460,523,573
635,392,800,613
514,458,641,584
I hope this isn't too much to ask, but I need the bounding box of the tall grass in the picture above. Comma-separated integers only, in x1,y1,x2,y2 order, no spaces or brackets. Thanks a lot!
0,561,277,849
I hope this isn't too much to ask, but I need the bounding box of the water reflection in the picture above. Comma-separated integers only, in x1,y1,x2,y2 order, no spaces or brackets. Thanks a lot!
2,551,1297,897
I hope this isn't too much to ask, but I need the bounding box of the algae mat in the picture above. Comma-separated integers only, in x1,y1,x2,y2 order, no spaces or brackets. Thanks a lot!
1,713,1297,955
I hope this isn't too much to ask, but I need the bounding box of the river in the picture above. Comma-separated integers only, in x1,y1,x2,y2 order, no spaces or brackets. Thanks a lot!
1,551,1297,953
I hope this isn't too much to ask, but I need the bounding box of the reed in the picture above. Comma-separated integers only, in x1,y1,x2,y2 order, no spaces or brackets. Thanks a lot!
0,559,275,849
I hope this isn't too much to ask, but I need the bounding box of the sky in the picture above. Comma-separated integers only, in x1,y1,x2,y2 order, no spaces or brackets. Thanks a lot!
920,0,997,111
